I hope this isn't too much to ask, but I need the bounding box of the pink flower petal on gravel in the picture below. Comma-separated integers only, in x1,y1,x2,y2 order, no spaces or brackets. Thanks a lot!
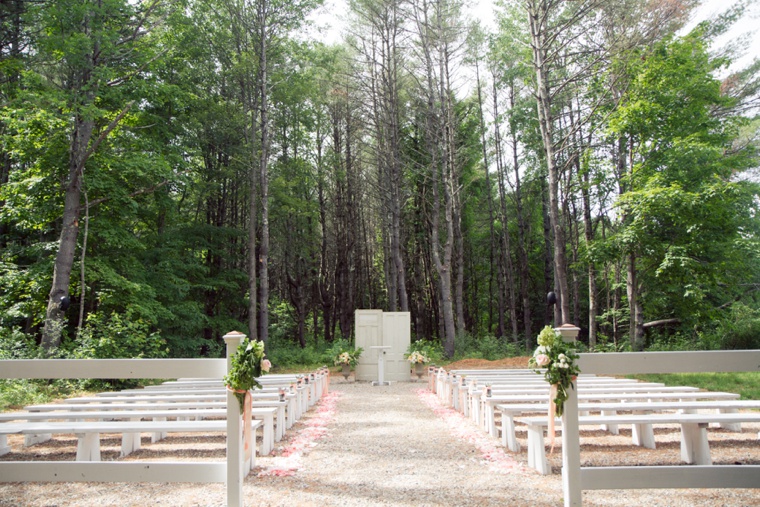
257,391,342,477
416,388,525,475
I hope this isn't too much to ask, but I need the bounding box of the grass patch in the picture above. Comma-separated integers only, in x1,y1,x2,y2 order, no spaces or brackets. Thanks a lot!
629,372,760,400
0,379,87,412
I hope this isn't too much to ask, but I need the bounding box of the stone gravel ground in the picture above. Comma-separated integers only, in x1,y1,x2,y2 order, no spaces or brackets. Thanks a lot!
1,377,759,506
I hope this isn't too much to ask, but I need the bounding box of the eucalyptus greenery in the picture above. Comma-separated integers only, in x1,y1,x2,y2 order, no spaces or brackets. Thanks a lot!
529,326,581,417
224,338,267,411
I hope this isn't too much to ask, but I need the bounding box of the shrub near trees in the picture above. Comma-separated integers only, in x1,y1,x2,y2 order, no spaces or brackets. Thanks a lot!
0,0,757,363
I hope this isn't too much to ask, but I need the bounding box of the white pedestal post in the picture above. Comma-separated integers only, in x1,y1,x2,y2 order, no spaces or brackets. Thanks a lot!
370,345,391,386
223,330,246,507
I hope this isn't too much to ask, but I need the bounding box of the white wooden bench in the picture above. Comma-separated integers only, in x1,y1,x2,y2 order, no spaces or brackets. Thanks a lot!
0,406,277,456
0,419,262,463
63,391,300,427
518,412,760,475
497,400,760,452
478,391,741,438
23,400,288,443
452,378,658,415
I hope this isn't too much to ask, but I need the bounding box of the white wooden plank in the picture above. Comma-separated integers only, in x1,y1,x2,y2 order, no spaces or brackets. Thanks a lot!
0,359,226,380
0,462,226,483
580,466,760,490
577,351,760,375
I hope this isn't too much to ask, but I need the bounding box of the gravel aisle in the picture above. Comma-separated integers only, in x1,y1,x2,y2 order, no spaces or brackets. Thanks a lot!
1,377,759,506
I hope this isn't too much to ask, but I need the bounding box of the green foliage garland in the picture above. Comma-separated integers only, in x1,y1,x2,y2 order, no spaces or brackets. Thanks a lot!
224,338,268,411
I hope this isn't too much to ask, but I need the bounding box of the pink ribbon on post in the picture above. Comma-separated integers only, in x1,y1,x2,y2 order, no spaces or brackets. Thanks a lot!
549,383,557,453
227,387,253,464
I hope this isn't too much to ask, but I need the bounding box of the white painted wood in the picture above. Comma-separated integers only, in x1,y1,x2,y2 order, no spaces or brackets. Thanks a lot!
562,384,581,507
580,465,760,490
0,462,226,483
563,350,760,507
522,412,760,475
577,350,760,375
381,312,412,381
0,419,261,462
355,310,383,382
223,331,245,507
0,359,226,380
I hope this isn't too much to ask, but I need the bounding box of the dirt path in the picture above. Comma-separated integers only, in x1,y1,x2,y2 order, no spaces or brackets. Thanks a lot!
1,377,759,506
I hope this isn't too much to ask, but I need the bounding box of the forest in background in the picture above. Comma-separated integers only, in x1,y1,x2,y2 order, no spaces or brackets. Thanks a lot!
0,0,759,362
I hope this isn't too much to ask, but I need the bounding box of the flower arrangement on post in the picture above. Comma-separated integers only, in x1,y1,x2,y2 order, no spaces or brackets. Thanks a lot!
528,325,580,417
224,338,271,411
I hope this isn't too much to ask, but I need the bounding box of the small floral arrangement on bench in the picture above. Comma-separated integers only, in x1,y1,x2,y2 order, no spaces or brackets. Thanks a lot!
224,337,271,411
406,350,429,364
528,325,580,417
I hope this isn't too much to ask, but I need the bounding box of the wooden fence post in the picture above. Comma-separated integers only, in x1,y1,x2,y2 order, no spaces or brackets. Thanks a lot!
224,331,246,507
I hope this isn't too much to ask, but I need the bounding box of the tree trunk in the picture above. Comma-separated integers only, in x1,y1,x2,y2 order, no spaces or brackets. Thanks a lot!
42,115,93,350
627,253,645,350
474,58,497,335
529,3,571,324
508,81,532,346
257,0,270,344
491,79,507,338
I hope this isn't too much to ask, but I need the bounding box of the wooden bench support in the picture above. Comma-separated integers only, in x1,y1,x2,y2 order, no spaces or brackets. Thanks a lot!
0,420,262,463
520,412,760,475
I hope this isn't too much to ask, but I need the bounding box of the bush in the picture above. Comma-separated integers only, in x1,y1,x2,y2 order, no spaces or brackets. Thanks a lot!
708,303,760,350
70,310,168,390
72,311,168,360
0,327,39,359
452,333,525,361
265,335,329,368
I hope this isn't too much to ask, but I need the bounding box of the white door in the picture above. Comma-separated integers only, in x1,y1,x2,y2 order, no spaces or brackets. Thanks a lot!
382,312,411,381
354,310,382,381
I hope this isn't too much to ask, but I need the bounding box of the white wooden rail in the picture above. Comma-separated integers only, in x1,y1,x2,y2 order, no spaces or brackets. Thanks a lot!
562,350,760,506
0,330,249,507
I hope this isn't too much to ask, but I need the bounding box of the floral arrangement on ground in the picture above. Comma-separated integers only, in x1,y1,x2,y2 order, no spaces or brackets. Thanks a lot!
406,350,429,364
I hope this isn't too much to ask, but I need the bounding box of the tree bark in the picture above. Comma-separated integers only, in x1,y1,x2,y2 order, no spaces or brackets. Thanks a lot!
257,0,270,344
528,0,571,324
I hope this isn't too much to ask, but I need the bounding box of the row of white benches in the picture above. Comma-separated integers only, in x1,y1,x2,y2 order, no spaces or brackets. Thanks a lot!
431,367,760,475
0,370,330,466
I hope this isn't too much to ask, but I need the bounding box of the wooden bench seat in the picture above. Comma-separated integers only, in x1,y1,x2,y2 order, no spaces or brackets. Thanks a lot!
517,412,760,475
25,398,289,437
478,391,741,437
0,406,277,456
497,400,760,452
0,419,262,463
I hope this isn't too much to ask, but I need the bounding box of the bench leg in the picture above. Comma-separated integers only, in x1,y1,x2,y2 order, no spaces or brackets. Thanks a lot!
501,414,521,453
259,417,273,456
718,408,741,432
76,432,101,461
600,410,619,435
120,432,141,457
151,417,167,443
275,408,285,441
526,424,550,475
24,433,52,446
680,422,711,465
486,404,497,437
0,435,10,456
631,422,656,449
